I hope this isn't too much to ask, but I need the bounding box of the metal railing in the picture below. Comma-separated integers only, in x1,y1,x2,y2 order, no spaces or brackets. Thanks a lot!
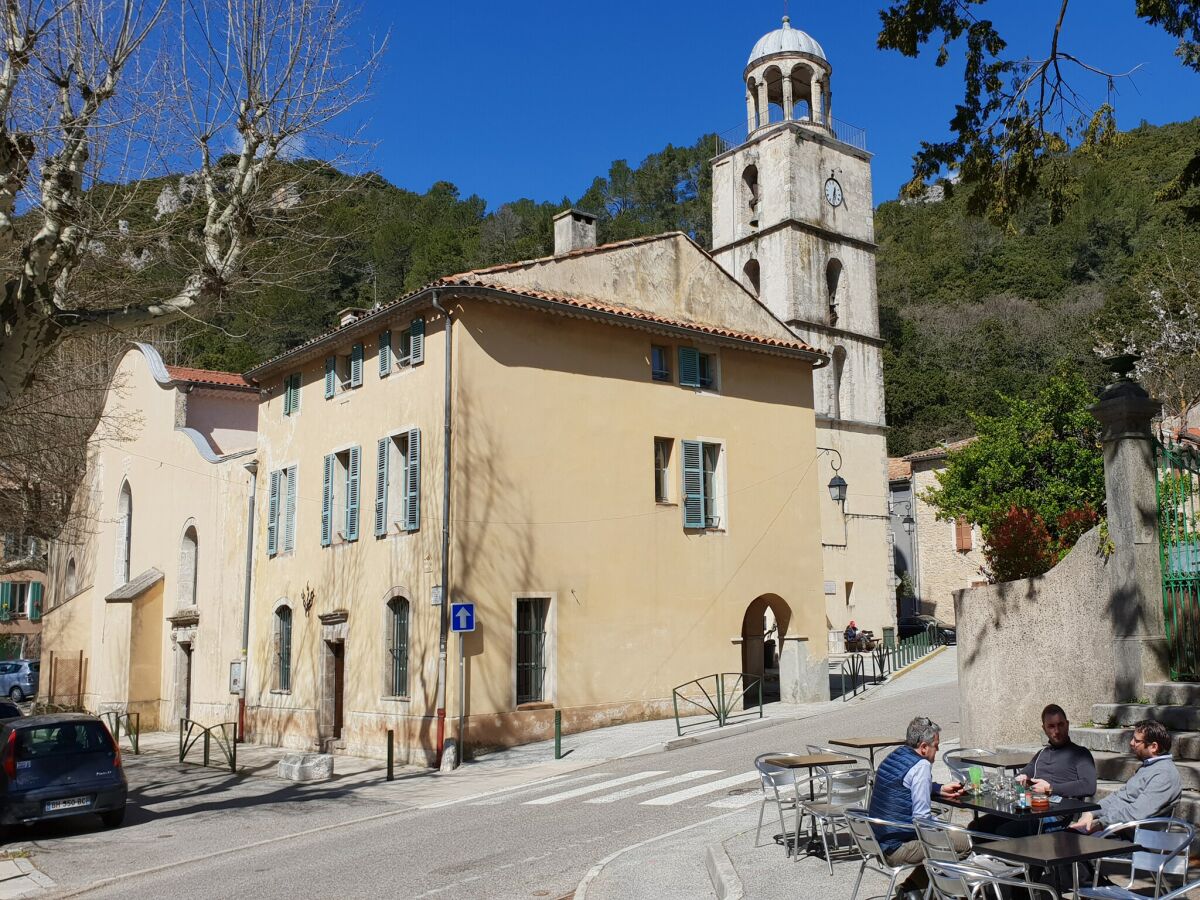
711,114,869,156
179,719,237,773
671,672,763,737
830,624,943,700
101,711,140,754
1157,437,1200,680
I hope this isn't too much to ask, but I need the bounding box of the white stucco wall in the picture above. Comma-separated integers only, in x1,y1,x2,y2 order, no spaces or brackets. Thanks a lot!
911,459,988,623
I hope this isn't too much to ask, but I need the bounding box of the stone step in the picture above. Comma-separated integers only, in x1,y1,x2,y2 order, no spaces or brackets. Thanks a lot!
1090,703,1200,731
1093,752,1200,791
1145,682,1200,706
1073,726,1200,760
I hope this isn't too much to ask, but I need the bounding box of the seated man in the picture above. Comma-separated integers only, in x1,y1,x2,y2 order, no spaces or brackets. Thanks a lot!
868,716,965,898
1071,719,1182,833
974,703,1096,837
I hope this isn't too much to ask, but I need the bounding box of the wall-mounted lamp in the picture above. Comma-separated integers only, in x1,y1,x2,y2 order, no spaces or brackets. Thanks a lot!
891,498,916,535
818,447,848,508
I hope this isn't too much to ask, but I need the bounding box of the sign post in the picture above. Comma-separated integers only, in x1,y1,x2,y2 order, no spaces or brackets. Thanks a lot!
450,602,475,761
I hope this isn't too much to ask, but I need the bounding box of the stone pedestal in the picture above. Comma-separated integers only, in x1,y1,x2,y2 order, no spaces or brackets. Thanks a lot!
779,636,828,703
277,752,334,782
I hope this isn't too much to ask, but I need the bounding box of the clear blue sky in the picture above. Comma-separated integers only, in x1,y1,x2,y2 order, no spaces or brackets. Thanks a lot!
351,1,1197,209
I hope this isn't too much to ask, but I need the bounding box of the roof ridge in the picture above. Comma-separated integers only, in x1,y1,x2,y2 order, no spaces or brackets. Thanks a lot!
448,232,683,279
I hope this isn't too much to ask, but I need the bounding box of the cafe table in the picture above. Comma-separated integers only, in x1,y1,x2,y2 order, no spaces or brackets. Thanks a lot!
941,789,1099,824
760,753,858,856
960,751,1034,773
827,736,904,768
976,831,1142,894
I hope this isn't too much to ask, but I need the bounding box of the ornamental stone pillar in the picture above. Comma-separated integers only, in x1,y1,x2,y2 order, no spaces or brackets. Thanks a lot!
782,74,794,121
746,90,756,134
810,77,822,124
757,79,769,128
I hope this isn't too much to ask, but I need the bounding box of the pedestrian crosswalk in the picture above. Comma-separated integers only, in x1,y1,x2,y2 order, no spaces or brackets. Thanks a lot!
468,766,765,810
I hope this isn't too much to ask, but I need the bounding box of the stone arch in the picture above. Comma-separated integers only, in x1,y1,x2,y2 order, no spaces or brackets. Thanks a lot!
741,164,760,224
116,480,132,585
178,520,198,607
826,258,843,324
64,557,77,600
742,258,761,296
787,62,816,120
760,65,785,124
741,593,792,703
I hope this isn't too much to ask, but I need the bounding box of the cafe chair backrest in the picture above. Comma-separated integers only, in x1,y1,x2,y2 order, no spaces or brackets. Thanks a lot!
844,807,888,863
923,858,989,900
829,767,872,807
941,748,993,783
754,752,802,797
914,816,966,864
1130,818,1195,879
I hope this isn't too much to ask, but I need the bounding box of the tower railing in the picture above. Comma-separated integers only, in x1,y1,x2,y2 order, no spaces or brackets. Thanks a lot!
710,115,868,156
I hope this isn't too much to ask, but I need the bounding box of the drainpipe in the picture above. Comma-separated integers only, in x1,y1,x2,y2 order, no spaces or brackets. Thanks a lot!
239,459,259,742
431,291,454,767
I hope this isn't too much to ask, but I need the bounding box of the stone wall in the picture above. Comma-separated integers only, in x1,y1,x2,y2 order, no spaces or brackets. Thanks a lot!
912,459,988,624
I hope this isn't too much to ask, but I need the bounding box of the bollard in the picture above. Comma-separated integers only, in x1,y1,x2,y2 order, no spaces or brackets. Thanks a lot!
554,711,562,760
132,713,140,754
231,729,237,773
204,730,211,767
387,729,395,781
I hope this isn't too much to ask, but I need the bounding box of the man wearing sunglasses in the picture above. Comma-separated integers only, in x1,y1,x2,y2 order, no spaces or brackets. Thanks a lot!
1071,719,1181,833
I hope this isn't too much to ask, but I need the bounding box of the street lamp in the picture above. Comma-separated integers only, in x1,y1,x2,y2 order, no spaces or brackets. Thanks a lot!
828,473,848,505
902,512,915,534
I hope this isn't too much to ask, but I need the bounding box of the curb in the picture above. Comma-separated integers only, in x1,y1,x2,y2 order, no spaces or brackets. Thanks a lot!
660,716,780,753
704,840,744,900
887,644,948,681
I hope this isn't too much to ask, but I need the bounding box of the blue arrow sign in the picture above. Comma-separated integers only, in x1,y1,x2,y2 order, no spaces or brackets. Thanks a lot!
450,602,475,633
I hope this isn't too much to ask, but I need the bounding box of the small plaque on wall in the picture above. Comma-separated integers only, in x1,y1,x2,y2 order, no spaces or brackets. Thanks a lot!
823,581,837,595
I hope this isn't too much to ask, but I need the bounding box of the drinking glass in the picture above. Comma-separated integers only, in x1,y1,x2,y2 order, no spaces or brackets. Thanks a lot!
968,765,982,793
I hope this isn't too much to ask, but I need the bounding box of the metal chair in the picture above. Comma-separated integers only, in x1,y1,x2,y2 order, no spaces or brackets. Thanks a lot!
752,752,815,856
924,858,1061,899
913,817,1022,900
844,807,923,900
942,748,996,784
1077,817,1195,899
800,766,873,873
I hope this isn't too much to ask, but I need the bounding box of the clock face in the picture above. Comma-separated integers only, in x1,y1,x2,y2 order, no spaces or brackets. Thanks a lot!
825,178,844,208
824,178,844,208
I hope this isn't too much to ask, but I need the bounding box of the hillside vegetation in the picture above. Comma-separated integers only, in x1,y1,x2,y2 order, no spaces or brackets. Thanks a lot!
161,120,1200,455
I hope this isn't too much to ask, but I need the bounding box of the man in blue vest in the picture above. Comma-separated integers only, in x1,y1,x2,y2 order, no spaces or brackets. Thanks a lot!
868,716,966,898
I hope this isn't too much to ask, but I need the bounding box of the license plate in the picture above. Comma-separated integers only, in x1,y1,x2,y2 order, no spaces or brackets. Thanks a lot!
44,796,90,812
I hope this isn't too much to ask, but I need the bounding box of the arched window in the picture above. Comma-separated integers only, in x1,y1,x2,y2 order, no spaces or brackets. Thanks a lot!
831,346,847,420
116,482,132,585
387,596,410,697
742,165,760,225
178,525,198,607
743,258,761,297
64,558,77,600
274,605,293,691
826,259,843,325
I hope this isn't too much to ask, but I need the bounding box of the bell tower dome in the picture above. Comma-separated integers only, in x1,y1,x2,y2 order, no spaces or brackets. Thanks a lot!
743,17,833,136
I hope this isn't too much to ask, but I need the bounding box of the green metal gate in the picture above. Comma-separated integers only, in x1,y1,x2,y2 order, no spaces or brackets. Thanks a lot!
1156,438,1200,680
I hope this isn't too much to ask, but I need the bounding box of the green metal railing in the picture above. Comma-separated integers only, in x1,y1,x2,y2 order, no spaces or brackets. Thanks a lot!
671,672,763,737
179,719,237,773
831,624,942,701
1156,438,1200,680
101,711,140,754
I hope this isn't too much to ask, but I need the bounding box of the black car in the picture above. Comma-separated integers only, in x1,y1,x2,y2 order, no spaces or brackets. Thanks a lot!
0,702,22,720
897,615,956,645
0,714,127,828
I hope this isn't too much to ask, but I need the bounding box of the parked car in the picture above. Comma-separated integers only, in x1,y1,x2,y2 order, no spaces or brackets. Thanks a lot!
897,615,957,645
0,702,22,720
0,714,127,829
0,660,38,702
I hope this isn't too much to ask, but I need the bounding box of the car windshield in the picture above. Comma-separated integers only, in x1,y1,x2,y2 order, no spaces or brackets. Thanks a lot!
26,662,37,672
16,723,112,758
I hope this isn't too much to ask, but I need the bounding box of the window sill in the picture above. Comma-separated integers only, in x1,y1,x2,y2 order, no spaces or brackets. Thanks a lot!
381,695,411,703
270,689,291,696
516,701,553,711
656,501,677,507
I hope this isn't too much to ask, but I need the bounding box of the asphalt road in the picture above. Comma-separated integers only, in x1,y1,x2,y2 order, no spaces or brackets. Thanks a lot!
26,663,960,899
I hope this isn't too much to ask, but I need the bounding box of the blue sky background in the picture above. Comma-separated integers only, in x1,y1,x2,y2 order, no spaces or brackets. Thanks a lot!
350,1,1198,208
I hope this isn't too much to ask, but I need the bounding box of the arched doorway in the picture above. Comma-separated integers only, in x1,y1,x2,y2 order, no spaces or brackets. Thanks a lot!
741,594,792,704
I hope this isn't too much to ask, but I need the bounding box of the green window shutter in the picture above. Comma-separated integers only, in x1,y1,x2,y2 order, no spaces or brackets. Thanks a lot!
325,357,336,399
678,348,700,387
404,428,421,531
29,582,42,621
282,377,292,416
379,331,392,377
0,583,11,621
351,344,364,387
681,440,705,528
375,438,389,537
286,373,301,414
409,317,425,365
346,445,361,542
321,455,334,546
284,467,297,552
267,470,281,555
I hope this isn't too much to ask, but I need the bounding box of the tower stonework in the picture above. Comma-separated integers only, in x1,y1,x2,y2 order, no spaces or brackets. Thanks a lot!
713,18,892,636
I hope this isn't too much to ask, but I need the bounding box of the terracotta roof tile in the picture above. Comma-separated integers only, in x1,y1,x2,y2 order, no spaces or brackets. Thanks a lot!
904,437,976,462
888,458,912,480
166,365,258,392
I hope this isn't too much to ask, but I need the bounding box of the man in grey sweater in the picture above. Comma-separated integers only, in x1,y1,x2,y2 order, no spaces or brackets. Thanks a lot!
1072,719,1182,831
974,703,1096,836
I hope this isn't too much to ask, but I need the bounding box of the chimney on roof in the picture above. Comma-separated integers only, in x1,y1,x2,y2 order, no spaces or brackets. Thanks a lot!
337,307,368,327
553,209,598,256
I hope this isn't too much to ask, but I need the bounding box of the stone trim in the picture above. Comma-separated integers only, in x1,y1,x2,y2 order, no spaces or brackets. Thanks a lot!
105,567,164,603
167,606,200,628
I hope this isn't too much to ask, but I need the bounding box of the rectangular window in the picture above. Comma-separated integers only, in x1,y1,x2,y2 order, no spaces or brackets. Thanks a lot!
516,597,549,704
388,598,409,697
268,467,297,556
681,440,724,529
276,607,293,692
654,438,673,503
954,516,973,552
282,373,301,416
389,317,425,369
678,347,717,390
375,429,421,537
323,447,361,544
12,583,28,617
651,345,671,382
0,583,29,620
